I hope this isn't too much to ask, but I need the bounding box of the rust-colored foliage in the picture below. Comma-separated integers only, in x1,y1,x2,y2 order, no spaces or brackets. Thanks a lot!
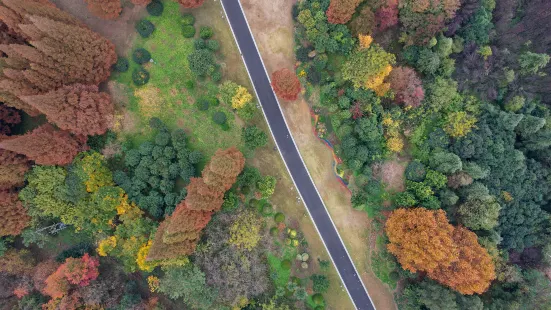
376,0,399,31
146,221,199,261
0,103,20,135
387,66,424,108
326,0,362,24
43,267,70,299
184,177,225,212
85,0,122,20
43,254,99,299
386,208,457,273
21,84,113,136
202,147,245,192
176,0,205,9
350,101,364,120
386,208,496,294
271,68,302,101
0,190,30,236
33,260,60,294
0,149,29,190
0,124,84,165
131,0,152,4
429,226,496,294
164,202,213,242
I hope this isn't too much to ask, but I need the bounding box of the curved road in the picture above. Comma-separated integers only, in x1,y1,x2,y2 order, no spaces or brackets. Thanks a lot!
220,2,375,309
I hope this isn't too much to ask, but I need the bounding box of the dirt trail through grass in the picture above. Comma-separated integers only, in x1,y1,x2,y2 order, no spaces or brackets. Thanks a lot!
241,1,398,309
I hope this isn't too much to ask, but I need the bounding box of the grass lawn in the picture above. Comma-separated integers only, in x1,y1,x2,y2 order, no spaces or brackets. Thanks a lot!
112,0,243,157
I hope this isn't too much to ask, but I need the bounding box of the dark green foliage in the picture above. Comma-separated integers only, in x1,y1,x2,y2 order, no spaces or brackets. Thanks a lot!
196,98,210,111
182,25,196,38
199,26,214,39
115,120,198,218
185,80,195,90
211,70,222,83
135,19,155,38
405,160,426,181
132,48,151,64
222,191,239,211
398,280,462,310
113,56,129,72
307,66,322,85
56,243,93,262
158,265,217,309
194,38,206,50
242,126,268,150
212,111,227,125
296,46,311,62
311,274,329,293
429,151,462,174
274,212,285,223
188,49,215,76
237,166,262,190
132,68,150,86
459,7,493,45
182,13,195,25
205,39,220,52
146,0,163,16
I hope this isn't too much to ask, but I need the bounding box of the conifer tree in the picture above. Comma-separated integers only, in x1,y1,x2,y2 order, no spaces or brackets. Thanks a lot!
202,147,245,192
0,124,84,165
21,84,113,136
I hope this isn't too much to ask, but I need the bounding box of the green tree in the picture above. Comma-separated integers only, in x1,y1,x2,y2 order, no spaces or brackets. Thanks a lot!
341,44,395,89
429,152,462,174
518,51,550,75
257,176,276,198
311,274,330,293
458,197,501,230
158,265,217,309
242,126,268,150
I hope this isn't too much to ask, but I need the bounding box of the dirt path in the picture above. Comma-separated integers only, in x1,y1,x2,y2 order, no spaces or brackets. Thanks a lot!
240,1,397,309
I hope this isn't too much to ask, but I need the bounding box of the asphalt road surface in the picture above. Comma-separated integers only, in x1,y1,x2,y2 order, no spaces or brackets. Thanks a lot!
220,1,376,309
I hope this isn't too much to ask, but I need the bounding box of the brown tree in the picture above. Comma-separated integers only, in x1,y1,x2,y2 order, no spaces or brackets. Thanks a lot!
33,260,60,294
0,149,29,190
429,226,496,294
85,0,122,20
131,0,152,5
350,6,375,36
184,177,225,212
202,147,245,192
163,202,212,244
387,66,424,108
176,0,205,8
0,124,84,165
0,190,30,236
326,0,362,24
271,68,302,101
22,84,113,136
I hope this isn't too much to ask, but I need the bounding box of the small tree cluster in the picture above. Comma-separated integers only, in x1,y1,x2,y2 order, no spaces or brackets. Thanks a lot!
271,68,302,101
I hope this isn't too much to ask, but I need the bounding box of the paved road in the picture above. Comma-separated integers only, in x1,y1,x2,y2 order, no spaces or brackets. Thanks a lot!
220,2,375,309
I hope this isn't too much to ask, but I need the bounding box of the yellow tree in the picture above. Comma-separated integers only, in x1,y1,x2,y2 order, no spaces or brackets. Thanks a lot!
342,44,395,96
229,212,262,251
231,86,253,109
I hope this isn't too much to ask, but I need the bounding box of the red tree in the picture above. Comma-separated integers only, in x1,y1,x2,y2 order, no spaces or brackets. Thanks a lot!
0,149,29,190
63,254,99,286
350,101,364,119
387,66,424,108
0,124,85,166
84,0,122,20
0,190,30,236
271,68,302,101
163,202,212,244
184,177,225,212
22,84,113,136
176,0,205,8
376,0,399,31
202,147,245,192
326,0,362,24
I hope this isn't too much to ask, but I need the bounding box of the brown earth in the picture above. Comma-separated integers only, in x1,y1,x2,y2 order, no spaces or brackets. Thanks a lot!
241,1,397,309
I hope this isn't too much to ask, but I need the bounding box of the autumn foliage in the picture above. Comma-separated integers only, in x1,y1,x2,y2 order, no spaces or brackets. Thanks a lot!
85,0,122,20
387,66,425,108
385,208,495,294
43,254,99,299
0,124,84,165
148,148,244,261
21,84,113,136
0,190,30,236
376,0,399,31
176,0,205,9
271,68,302,101
326,0,362,24
0,149,29,190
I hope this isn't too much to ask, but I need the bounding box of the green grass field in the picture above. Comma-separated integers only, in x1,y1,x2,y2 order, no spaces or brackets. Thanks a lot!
113,0,243,157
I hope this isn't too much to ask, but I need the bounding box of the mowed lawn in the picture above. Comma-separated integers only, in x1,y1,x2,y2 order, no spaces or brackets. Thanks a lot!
113,0,243,157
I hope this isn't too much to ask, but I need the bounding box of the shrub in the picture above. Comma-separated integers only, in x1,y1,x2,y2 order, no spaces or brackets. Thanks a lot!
269,227,278,236
184,80,195,90
146,0,163,16
212,111,227,125
132,68,150,86
136,19,155,38
206,39,220,51
211,70,222,83
182,25,196,38
194,39,206,50
188,49,215,76
262,203,273,215
132,48,151,64
113,56,129,72
405,160,426,182
199,26,213,39
196,98,209,111
281,259,291,270
312,293,324,305
203,96,219,106
182,13,195,25
274,212,285,223
307,67,322,85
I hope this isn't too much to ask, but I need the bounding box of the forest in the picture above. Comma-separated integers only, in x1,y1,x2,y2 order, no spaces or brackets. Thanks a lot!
292,0,551,309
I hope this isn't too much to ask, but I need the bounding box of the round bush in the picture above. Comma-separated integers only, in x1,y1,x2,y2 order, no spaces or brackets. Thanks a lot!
132,48,151,64
200,26,213,39
194,39,206,50
182,25,196,38
185,80,195,90
136,19,155,38
274,212,285,223
389,271,400,282
211,70,222,83
182,13,195,25
281,259,292,270
206,39,220,51
132,68,150,86
196,98,209,111
262,203,273,215
146,0,163,16
205,96,219,106
212,111,227,125
269,227,278,236
113,56,129,72
312,293,324,305
405,160,427,182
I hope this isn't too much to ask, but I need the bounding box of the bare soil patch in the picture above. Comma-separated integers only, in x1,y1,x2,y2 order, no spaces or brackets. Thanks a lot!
373,159,407,193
